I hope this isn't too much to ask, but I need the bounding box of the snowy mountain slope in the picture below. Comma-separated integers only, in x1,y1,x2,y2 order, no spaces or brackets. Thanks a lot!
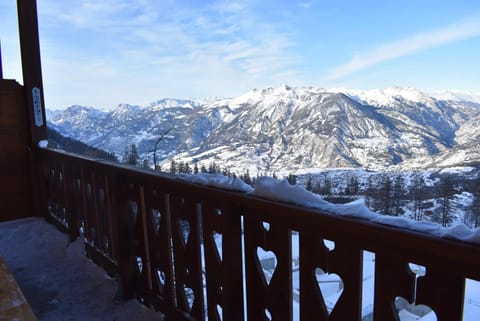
424,114,480,168
174,86,479,172
430,90,480,105
48,105,107,141
46,86,480,173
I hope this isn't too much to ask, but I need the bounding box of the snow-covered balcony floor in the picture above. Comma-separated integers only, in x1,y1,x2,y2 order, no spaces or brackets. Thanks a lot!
0,217,163,321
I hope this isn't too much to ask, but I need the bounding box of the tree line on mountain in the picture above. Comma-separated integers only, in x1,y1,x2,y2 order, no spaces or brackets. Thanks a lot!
47,128,118,161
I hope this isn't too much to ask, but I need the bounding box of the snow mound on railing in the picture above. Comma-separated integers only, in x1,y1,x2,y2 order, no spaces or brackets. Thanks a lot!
178,173,254,193
252,176,377,219
253,177,480,244
372,216,480,243
38,140,49,148
179,174,480,244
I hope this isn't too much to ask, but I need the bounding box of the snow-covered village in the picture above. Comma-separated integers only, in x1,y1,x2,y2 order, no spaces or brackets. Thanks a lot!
2,1,480,321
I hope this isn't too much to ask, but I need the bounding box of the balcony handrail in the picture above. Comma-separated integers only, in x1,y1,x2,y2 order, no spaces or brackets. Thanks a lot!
38,146,480,321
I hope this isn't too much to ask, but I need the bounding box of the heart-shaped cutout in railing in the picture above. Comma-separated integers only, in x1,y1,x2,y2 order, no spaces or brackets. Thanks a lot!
262,221,271,232
323,239,335,251
178,219,190,246
314,267,344,315
136,256,143,274
408,262,426,305
216,304,223,321
151,209,162,234
394,297,437,321
212,231,222,262
265,308,272,320
156,269,166,286
408,263,426,278
257,247,277,286
184,286,195,311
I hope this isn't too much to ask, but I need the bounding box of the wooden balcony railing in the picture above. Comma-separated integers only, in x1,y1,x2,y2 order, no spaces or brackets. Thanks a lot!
38,147,480,321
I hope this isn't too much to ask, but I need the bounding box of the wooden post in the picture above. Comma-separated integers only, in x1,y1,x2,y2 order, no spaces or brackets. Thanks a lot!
0,40,3,79
16,0,47,217
17,0,47,146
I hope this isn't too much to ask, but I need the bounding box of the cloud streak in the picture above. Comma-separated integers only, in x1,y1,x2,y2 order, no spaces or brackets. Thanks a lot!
325,15,480,81
37,0,302,108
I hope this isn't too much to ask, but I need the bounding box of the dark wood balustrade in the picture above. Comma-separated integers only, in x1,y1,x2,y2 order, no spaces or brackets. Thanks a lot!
38,147,480,321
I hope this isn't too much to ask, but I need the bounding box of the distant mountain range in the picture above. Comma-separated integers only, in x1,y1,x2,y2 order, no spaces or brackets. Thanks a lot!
47,86,480,174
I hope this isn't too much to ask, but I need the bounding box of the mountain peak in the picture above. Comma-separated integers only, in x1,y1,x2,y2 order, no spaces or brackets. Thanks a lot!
335,86,431,107
430,90,480,104
276,83,292,91
147,98,197,110
382,86,427,102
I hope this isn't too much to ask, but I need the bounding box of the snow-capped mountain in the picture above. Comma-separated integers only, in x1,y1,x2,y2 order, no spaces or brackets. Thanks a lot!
430,90,480,105
47,86,480,173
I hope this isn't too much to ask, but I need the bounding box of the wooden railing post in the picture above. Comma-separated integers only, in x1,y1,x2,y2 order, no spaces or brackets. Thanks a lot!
17,0,47,145
203,203,245,321
17,0,48,218
116,175,137,299
0,40,3,79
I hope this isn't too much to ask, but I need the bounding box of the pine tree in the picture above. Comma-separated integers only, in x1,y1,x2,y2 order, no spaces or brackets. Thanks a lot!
392,174,404,216
242,170,252,186
319,173,331,195
380,175,392,215
306,175,313,191
469,190,480,228
287,173,297,186
177,161,186,173
123,143,139,166
436,175,455,227
122,147,129,164
184,161,192,174
411,173,425,221
346,175,359,195
170,159,177,175
208,162,216,174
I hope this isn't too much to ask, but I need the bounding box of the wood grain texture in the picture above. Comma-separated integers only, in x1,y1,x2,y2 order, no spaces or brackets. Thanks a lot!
0,80,33,221
0,255,37,321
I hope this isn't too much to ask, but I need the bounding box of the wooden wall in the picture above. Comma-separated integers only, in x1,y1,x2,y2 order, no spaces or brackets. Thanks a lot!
0,79,33,221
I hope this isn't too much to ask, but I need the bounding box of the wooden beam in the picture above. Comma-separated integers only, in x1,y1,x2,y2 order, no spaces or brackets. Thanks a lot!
0,255,37,320
0,40,3,79
17,0,47,146
17,0,47,218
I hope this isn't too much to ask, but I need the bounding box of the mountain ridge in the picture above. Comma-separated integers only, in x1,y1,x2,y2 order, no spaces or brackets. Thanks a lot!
47,85,480,174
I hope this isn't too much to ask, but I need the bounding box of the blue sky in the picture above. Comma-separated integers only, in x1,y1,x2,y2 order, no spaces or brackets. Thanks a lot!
1,0,479,109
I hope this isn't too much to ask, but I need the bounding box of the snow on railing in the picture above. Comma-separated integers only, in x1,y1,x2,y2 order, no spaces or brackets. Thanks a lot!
38,147,480,321
182,174,480,244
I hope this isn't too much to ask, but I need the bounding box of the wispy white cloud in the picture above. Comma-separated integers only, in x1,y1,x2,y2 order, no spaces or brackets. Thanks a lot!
298,1,314,9
324,14,480,81
37,0,301,107
211,0,249,15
